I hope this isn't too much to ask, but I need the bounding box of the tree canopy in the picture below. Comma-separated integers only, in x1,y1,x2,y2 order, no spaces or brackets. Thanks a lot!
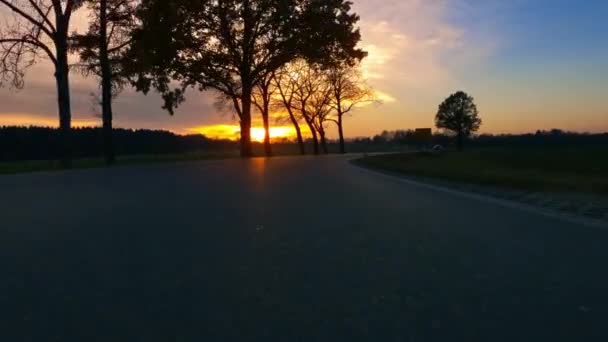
127,0,366,157
435,91,482,150
72,0,138,164
326,62,376,153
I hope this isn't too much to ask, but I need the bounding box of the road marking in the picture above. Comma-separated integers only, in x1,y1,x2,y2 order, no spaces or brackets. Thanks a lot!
352,163,608,230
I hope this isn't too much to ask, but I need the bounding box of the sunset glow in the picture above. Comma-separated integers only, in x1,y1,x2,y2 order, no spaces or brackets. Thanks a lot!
0,113,99,128
1,1,607,137
190,125,299,142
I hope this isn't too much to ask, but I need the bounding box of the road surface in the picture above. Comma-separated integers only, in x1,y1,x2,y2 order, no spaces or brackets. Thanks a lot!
1,155,607,341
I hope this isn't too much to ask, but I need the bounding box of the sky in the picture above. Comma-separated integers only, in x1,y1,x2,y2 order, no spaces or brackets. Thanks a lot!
0,0,607,139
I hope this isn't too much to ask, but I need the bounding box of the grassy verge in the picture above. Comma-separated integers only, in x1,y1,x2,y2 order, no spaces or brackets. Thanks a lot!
0,150,241,175
0,141,412,175
356,147,608,195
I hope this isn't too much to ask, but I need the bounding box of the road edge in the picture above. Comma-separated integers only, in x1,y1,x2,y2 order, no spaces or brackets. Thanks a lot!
350,159,608,230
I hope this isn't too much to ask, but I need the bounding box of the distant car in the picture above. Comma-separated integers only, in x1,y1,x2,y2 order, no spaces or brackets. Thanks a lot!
431,144,445,154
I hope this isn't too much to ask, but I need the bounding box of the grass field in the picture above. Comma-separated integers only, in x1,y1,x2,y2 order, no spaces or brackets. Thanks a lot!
0,143,318,174
0,150,242,175
0,141,410,175
357,146,608,194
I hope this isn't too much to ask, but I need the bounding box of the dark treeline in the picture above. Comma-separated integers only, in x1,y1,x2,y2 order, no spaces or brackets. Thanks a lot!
4,126,607,162
359,129,608,148
472,130,608,147
0,126,234,161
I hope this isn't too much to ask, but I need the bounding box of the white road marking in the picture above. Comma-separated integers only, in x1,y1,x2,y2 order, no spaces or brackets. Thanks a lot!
352,163,608,230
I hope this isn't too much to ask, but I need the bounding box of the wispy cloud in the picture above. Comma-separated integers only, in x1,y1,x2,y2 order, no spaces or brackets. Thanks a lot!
354,0,495,95
0,0,516,135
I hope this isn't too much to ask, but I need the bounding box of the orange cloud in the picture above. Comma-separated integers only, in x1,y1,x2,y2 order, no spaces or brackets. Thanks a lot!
0,113,99,127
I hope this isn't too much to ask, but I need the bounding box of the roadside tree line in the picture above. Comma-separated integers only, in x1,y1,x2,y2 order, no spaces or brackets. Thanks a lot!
0,0,374,166
0,126,236,161
3,125,605,161
262,59,376,156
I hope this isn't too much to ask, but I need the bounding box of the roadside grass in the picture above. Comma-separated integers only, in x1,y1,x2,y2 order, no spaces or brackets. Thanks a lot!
356,146,608,195
0,141,411,175
0,150,240,175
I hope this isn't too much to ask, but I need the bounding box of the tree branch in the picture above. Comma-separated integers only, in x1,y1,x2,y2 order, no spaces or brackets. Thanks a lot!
0,0,55,39
0,37,57,65
27,0,56,33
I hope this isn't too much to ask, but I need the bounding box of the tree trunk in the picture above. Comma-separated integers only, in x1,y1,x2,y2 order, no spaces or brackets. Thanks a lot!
262,99,272,157
54,43,72,167
288,111,305,155
100,0,115,165
319,127,329,154
305,119,319,155
457,131,464,151
338,113,346,154
240,85,254,158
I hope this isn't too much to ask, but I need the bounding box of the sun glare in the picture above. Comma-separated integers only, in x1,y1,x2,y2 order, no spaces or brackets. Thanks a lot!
250,128,267,142
250,127,298,142
190,125,297,142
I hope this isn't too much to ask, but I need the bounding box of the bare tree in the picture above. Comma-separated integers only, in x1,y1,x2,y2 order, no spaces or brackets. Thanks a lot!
252,72,275,157
272,67,305,155
73,0,136,164
289,61,322,155
0,0,85,165
327,63,376,154
307,77,332,154
274,60,334,155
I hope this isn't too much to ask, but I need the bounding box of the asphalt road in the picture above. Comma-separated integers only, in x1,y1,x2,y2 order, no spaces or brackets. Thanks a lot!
1,155,607,341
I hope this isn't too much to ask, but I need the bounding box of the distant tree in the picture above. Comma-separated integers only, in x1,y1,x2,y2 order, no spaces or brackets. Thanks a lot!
307,75,333,154
435,91,482,150
393,129,413,144
128,0,365,158
73,0,137,164
272,67,306,155
326,63,376,154
283,60,330,155
252,72,275,157
0,0,86,165
372,131,388,144
0,126,239,161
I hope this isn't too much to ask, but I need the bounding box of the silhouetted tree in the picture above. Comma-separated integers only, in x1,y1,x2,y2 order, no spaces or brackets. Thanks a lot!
272,67,306,155
284,60,328,155
326,63,376,153
128,0,365,158
276,60,346,155
308,75,333,154
252,72,275,157
435,91,482,150
0,0,86,165
73,0,137,164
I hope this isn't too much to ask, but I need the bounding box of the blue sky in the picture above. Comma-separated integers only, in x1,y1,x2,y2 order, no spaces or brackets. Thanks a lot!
0,0,607,136
486,0,607,68
471,0,608,132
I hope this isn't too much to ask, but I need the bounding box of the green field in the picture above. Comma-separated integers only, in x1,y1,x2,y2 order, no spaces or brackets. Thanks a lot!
0,150,242,175
357,147,608,194
0,144,315,175
0,142,410,175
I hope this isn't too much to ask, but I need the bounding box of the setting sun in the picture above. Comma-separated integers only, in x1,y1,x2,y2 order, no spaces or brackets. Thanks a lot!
190,125,298,142
250,127,298,142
